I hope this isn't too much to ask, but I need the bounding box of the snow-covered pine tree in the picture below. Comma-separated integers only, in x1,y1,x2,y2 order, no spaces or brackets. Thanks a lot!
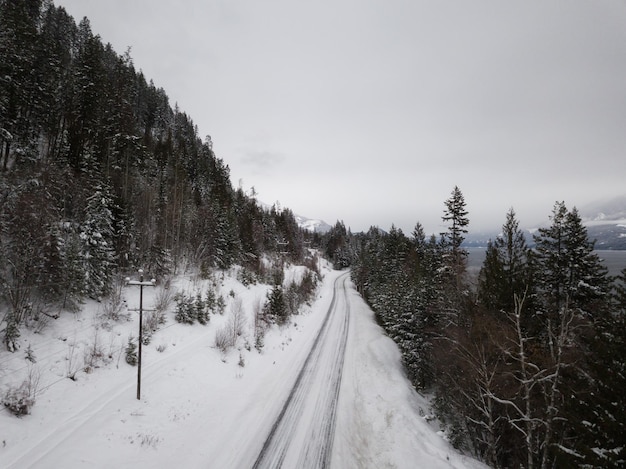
265,284,287,325
534,202,609,318
80,184,117,299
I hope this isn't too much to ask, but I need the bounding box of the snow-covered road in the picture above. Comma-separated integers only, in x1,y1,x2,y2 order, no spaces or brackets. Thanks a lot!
253,272,350,468
1,268,487,468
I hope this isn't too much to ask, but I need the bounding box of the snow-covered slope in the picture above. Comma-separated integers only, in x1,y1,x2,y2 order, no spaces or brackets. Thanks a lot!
580,195,626,249
295,214,332,234
580,195,626,222
0,266,485,468
258,200,332,233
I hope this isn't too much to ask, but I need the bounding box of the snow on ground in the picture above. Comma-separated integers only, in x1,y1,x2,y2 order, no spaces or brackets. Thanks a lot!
334,280,487,469
1,263,486,468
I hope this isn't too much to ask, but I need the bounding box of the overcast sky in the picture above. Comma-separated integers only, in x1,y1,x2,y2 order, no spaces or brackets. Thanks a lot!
57,0,626,235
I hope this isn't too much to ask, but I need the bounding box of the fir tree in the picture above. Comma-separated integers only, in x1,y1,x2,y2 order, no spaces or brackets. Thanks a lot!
80,184,117,299
265,284,287,324
441,186,469,294
534,202,609,317
478,208,531,313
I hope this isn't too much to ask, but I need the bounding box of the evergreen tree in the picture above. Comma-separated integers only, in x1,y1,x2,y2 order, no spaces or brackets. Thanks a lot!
325,220,351,269
571,268,626,468
441,186,469,294
265,284,287,324
534,202,609,317
531,202,611,467
80,184,116,298
478,208,532,313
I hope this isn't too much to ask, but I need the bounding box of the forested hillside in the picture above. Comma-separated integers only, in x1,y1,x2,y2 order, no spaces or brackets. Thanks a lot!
0,1,312,352
326,187,626,469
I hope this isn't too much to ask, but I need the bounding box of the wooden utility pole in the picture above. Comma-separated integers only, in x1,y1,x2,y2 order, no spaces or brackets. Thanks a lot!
126,270,156,400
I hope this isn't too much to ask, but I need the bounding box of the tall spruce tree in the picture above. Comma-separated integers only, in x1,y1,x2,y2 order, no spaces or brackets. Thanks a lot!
534,202,609,317
440,186,470,311
478,208,531,313
531,202,611,467
81,184,116,298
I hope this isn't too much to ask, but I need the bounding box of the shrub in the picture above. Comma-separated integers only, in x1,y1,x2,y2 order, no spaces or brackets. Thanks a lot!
2,382,35,417
174,292,210,325
214,327,232,353
125,337,138,366
2,367,39,417
153,280,174,314
228,298,247,341
195,292,209,325
100,278,127,321
173,294,195,324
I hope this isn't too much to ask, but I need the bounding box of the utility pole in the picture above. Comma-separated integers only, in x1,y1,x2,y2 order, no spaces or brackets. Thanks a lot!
125,270,156,400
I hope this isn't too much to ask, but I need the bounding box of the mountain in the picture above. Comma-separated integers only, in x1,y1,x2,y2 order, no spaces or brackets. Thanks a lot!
580,195,626,222
259,201,331,234
295,214,332,234
579,195,626,249
463,195,626,250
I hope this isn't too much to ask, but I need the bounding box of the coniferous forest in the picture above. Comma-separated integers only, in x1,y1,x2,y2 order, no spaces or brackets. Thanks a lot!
2,2,625,468
0,1,312,350
326,188,626,468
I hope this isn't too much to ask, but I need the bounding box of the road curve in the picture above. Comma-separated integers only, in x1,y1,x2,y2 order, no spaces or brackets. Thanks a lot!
252,271,351,469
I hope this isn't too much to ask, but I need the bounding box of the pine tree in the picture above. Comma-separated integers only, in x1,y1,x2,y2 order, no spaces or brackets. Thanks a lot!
571,272,626,468
80,184,116,299
441,186,469,292
266,284,287,324
478,208,531,313
531,202,611,467
534,202,609,317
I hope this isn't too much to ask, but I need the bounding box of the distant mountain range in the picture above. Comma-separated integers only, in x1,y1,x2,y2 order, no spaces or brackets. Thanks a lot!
579,195,626,250
294,195,626,246
465,195,626,250
295,214,332,234
259,201,332,234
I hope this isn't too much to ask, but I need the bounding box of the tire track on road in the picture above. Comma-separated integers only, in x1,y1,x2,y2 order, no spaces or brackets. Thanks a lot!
252,272,351,469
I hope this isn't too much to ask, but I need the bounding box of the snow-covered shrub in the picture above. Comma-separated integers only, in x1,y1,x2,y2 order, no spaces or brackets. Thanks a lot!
125,337,138,366
25,344,36,363
216,295,226,315
195,292,209,325
174,292,210,325
174,294,196,324
100,278,127,322
253,297,266,352
228,297,247,341
214,327,232,353
4,318,21,353
153,280,174,314
3,366,39,417
66,341,82,380
2,382,36,416
237,267,257,286
83,328,108,372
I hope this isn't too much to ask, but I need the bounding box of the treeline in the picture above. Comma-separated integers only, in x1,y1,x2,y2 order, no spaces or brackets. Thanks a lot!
0,1,312,351
326,186,626,469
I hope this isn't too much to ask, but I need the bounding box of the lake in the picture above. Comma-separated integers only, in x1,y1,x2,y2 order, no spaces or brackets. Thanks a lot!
467,247,626,278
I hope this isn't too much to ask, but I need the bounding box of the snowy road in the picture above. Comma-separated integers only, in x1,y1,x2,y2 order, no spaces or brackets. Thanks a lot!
252,272,351,469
